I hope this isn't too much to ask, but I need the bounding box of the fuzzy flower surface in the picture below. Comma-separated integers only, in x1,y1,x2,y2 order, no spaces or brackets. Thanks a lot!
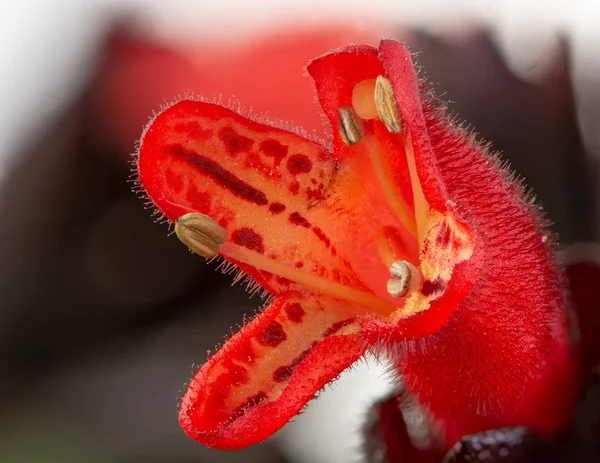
136,39,575,451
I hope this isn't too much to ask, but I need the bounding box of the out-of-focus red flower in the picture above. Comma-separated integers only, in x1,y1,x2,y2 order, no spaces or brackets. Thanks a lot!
92,24,396,154
136,38,577,455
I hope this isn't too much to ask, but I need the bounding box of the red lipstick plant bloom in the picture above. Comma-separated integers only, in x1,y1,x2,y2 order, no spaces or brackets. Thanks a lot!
136,39,576,452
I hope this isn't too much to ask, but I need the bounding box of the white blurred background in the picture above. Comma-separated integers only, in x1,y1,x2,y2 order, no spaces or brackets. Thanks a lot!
0,1,598,462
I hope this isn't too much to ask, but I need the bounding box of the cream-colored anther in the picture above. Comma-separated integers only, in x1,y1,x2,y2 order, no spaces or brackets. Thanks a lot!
387,260,423,298
338,106,363,146
175,212,228,258
375,75,403,133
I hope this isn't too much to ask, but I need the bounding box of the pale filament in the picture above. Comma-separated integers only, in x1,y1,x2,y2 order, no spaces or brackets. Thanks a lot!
219,241,397,316
362,134,418,238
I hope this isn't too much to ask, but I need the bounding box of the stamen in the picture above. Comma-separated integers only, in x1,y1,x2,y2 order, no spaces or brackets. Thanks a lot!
376,227,412,269
220,241,396,316
375,75,403,133
377,232,397,269
175,212,228,258
338,107,363,146
387,260,423,298
404,133,430,248
363,135,417,238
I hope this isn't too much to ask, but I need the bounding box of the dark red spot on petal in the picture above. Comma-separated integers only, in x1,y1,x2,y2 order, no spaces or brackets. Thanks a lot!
244,151,278,177
295,261,304,269
289,212,311,228
269,202,286,214
260,139,288,166
231,337,257,365
311,226,330,247
259,270,274,280
273,366,293,383
232,391,268,418
276,276,292,285
257,321,287,347
322,318,356,337
435,223,452,248
272,342,317,383
420,278,446,297
287,154,313,175
228,363,250,387
164,169,184,193
284,302,305,323
219,126,253,155
175,121,212,141
231,228,265,254
289,181,300,195
171,144,268,205
186,188,211,212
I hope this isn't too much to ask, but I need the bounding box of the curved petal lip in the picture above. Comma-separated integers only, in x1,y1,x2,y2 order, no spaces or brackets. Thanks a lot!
179,333,364,449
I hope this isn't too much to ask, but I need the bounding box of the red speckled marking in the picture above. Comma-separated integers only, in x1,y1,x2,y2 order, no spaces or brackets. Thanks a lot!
295,262,304,269
435,223,452,248
272,342,318,383
269,202,286,214
287,154,313,175
257,321,287,347
232,391,267,418
164,169,184,193
260,139,288,166
244,151,279,178
174,121,212,141
231,337,257,365
305,187,320,201
171,144,268,205
230,364,250,386
289,181,300,195
231,228,265,254
276,276,292,285
284,302,305,323
420,278,446,297
311,226,330,248
219,126,254,155
322,318,356,337
186,188,212,212
289,212,311,228
273,365,293,383
333,269,341,282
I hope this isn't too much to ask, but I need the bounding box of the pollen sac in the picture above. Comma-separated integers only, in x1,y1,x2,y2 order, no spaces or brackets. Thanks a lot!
375,75,403,133
338,106,363,146
175,212,228,258
387,260,422,298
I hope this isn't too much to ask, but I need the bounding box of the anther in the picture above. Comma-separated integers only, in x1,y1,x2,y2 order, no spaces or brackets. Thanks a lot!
175,212,228,258
375,75,403,133
387,260,423,298
338,106,363,146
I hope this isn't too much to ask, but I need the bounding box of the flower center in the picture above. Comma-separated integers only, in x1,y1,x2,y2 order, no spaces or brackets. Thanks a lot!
342,76,432,301
171,75,473,322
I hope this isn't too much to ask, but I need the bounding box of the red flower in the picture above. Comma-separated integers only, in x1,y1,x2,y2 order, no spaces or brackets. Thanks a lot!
136,39,576,451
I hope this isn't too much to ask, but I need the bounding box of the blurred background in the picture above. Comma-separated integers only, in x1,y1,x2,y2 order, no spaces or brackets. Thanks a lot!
0,1,599,462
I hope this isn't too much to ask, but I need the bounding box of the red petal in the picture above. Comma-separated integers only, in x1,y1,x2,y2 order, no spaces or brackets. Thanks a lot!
138,100,370,296
179,292,364,449
308,40,576,445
